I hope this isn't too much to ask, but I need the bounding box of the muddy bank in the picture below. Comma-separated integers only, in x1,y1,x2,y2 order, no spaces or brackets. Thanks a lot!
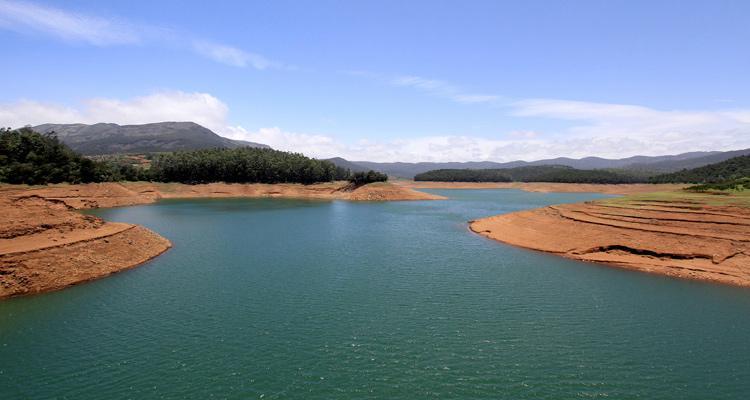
0,182,441,299
470,192,750,287
398,181,686,195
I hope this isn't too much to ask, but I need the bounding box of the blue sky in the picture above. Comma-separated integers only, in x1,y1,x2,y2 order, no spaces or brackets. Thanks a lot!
1,0,749,161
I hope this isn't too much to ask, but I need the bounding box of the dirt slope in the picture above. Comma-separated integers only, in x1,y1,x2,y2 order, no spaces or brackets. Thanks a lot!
0,195,170,299
470,192,750,287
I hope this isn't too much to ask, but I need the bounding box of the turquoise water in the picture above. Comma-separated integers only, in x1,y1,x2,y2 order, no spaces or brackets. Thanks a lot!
1,189,749,399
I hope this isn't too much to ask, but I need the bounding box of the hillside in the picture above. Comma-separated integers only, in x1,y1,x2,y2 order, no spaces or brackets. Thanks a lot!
324,157,368,173
650,155,750,183
32,122,269,155
1,127,347,185
624,148,750,173
329,148,749,178
414,165,643,184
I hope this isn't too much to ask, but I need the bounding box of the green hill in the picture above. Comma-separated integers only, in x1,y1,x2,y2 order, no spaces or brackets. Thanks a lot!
414,165,643,184
32,122,269,155
649,155,750,184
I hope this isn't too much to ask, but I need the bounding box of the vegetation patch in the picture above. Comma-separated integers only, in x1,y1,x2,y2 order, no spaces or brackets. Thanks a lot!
686,177,750,193
414,165,644,184
649,155,750,183
1,127,364,185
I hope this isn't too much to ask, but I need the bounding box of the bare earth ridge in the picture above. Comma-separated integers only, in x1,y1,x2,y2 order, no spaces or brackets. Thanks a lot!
0,181,443,299
470,191,750,287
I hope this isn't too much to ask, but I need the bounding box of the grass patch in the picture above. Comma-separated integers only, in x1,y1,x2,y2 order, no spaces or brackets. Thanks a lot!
597,189,750,208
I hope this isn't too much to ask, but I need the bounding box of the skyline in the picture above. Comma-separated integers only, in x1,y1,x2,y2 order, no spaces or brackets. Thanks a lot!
1,0,749,162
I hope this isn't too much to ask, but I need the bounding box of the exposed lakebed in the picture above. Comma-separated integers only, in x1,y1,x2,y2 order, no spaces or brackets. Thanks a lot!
1,189,748,399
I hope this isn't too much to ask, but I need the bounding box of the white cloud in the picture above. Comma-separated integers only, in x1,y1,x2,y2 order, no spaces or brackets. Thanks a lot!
192,40,283,69
83,92,230,131
0,100,82,128
0,91,231,134
223,128,555,162
391,75,499,104
507,130,539,139
3,92,749,162
0,0,139,45
509,99,750,157
214,98,750,161
0,0,282,69
223,126,348,156
344,72,500,105
452,94,501,104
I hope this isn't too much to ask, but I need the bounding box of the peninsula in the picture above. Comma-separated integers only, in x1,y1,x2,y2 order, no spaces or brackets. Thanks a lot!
470,190,750,287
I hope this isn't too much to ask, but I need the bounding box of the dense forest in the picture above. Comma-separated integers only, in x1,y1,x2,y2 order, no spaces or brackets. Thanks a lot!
149,147,349,184
347,170,388,185
649,155,750,184
0,127,118,184
415,158,750,185
414,165,644,184
0,127,387,185
414,169,511,182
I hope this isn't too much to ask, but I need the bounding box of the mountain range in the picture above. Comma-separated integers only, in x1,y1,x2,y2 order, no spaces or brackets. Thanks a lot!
27,121,750,177
327,149,750,178
32,122,269,155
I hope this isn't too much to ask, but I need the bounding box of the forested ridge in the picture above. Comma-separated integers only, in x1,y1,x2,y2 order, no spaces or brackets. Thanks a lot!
414,165,644,184
0,127,386,185
0,127,117,184
415,157,750,185
649,155,750,184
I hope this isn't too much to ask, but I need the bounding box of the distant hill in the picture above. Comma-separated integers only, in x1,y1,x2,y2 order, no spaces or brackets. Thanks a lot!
650,155,750,183
323,157,368,173
415,165,643,184
624,148,750,173
32,122,269,155
328,149,750,178
351,161,519,179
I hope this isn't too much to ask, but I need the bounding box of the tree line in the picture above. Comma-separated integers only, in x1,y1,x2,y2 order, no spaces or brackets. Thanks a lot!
649,155,750,184
0,127,387,185
149,147,350,184
687,177,750,192
414,165,644,184
0,127,115,184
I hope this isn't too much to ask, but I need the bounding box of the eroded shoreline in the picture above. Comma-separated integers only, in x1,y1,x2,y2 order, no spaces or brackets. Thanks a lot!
4,180,747,299
0,181,443,299
470,191,750,287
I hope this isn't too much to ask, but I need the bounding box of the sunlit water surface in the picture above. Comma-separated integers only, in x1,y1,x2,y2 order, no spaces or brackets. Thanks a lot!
1,189,748,399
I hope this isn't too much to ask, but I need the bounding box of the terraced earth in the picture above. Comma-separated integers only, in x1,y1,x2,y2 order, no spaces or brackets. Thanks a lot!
471,191,750,287
0,194,171,299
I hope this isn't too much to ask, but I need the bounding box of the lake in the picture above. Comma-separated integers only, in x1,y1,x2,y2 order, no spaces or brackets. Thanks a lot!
1,189,748,399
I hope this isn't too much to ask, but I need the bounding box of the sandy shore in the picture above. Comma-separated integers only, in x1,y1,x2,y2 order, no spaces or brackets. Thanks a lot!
470,191,750,287
397,180,686,195
0,181,442,299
